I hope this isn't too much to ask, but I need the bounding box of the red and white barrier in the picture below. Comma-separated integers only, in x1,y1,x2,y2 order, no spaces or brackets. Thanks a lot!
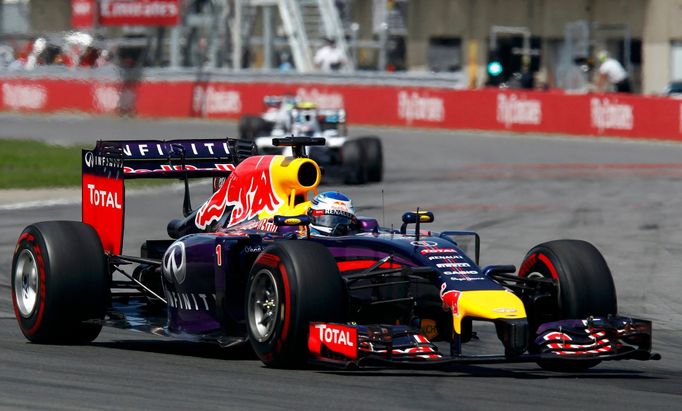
1,76,682,142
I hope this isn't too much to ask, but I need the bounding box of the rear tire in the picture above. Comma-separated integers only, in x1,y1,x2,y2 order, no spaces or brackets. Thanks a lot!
246,241,346,368
341,139,366,184
239,115,265,140
519,239,617,372
357,136,383,182
11,221,109,344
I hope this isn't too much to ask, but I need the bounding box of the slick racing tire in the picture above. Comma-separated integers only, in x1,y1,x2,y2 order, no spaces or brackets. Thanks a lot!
519,239,617,372
357,136,383,183
246,241,346,368
238,115,260,140
238,115,271,141
11,221,109,344
341,139,366,185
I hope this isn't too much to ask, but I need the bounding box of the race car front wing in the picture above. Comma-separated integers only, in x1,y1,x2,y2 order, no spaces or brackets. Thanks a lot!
307,316,660,368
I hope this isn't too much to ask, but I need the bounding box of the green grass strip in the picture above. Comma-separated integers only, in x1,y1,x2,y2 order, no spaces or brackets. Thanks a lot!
0,139,169,189
0,139,85,189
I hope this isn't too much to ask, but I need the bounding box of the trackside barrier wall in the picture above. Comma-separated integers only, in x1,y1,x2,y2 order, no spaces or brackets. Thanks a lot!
1,71,682,141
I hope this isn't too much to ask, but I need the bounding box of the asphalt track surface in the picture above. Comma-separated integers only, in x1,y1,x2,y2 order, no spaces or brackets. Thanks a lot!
1,114,681,410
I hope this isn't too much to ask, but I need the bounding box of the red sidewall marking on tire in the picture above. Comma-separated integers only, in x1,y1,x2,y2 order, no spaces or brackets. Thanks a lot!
11,234,34,322
257,253,280,268
26,243,47,335
13,233,46,336
518,252,537,277
14,232,32,254
11,281,21,325
537,253,559,280
277,262,291,351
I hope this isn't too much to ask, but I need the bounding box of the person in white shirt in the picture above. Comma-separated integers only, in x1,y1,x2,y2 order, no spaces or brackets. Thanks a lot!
596,50,631,93
314,38,347,71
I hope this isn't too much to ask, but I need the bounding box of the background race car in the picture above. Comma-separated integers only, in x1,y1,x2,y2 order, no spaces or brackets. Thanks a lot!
10,137,658,371
239,95,382,185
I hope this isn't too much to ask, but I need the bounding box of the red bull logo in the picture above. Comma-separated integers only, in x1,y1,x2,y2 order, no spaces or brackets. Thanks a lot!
195,156,284,229
440,283,461,315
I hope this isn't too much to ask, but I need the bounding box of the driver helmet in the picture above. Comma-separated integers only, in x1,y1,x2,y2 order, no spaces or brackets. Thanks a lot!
291,108,318,136
308,191,359,235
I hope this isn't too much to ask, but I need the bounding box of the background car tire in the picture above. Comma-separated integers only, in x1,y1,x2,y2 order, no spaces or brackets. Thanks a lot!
11,221,109,344
357,136,383,183
239,115,271,140
341,139,366,184
246,240,346,368
519,239,617,372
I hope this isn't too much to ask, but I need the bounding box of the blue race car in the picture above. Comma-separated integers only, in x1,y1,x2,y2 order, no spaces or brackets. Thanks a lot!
11,137,658,371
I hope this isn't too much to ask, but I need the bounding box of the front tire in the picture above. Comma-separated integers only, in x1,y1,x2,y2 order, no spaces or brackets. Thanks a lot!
341,139,366,184
357,136,383,182
519,239,617,371
246,241,346,368
11,221,109,344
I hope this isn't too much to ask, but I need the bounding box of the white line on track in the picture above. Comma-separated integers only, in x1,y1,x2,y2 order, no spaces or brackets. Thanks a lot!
0,198,79,211
0,180,211,211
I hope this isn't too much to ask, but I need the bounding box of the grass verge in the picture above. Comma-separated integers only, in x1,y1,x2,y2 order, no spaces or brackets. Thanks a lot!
0,139,169,189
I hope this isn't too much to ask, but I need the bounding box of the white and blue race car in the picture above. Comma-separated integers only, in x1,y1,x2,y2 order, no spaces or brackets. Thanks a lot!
239,95,382,184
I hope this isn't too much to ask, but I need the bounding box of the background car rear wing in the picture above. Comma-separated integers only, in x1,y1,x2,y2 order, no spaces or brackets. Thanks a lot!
264,94,296,107
82,138,255,254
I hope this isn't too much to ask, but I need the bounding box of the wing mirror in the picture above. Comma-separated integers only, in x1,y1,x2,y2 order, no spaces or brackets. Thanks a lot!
400,211,434,239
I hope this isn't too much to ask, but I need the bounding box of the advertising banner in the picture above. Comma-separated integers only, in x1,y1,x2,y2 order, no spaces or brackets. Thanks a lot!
2,75,682,142
71,0,96,29
99,0,180,26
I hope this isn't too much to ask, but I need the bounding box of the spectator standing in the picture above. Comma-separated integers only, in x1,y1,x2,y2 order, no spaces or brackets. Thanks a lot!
95,49,114,68
78,46,103,68
596,50,631,93
0,45,14,68
278,51,293,72
313,37,347,71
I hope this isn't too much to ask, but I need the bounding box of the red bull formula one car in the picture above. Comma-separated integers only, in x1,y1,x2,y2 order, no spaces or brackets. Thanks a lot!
11,137,658,371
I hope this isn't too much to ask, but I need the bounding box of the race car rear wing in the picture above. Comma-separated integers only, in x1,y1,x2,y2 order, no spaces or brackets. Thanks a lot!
82,138,255,254
94,138,255,179
264,95,296,107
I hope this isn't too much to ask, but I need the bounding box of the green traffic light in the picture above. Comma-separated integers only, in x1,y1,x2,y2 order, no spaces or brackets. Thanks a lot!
487,61,503,76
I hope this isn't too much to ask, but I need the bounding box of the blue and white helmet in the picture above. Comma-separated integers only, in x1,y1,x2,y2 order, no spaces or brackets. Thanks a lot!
308,191,359,235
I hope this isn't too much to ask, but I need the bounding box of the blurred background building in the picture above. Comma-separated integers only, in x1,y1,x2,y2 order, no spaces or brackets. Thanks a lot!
2,0,682,94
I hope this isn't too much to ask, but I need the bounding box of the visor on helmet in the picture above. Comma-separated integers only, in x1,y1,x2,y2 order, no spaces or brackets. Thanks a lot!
309,209,358,235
